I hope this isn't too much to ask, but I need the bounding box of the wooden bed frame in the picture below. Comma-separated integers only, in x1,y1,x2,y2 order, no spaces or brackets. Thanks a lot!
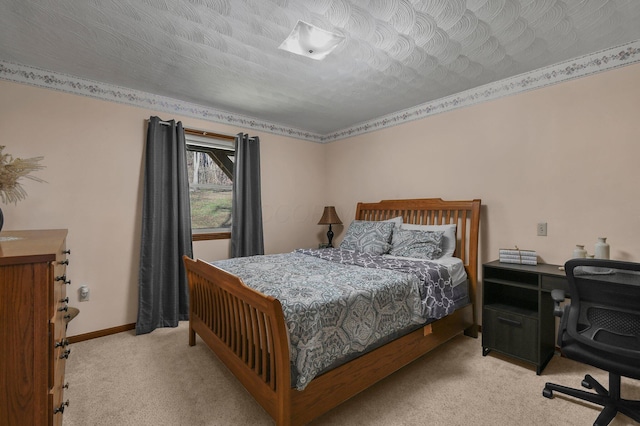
183,198,481,425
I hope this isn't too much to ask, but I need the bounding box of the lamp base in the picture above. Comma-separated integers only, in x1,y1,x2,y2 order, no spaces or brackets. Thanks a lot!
327,224,334,248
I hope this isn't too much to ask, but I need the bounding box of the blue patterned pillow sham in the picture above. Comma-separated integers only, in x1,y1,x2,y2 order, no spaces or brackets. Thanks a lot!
339,220,395,255
389,229,444,259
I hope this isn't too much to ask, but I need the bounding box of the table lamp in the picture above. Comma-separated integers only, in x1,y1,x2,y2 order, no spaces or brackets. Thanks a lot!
317,206,342,248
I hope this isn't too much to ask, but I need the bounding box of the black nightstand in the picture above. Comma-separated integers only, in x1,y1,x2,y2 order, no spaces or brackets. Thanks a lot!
482,260,568,374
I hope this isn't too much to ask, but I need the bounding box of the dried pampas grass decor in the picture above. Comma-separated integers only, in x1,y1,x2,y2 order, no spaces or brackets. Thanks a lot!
0,145,45,205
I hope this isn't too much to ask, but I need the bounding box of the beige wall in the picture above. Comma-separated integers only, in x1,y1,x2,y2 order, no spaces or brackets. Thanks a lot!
326,62,640,311
2,61,639,336
0,80,326,337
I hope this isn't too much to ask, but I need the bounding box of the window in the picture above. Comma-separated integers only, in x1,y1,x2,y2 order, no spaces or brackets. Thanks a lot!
185,129,235,241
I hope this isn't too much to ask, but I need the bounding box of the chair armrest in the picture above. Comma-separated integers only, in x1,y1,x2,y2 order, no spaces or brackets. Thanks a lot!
551,289,566,317
551,289,565,302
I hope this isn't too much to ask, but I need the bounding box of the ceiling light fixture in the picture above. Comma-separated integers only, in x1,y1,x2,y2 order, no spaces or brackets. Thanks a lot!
278,20,345,60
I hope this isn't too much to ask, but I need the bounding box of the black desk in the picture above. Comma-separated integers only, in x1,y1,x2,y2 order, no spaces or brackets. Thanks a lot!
482,260,567,374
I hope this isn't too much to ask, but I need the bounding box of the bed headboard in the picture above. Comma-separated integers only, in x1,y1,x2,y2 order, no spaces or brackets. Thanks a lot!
355,198,482,304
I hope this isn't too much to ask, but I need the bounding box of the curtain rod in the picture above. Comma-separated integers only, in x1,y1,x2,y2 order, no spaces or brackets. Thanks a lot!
184,127,235,141
184,127,256,141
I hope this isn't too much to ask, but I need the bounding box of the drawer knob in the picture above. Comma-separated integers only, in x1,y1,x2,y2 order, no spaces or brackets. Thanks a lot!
58,259,69,265
63,249,71,254
60,349,71,359
55,275,71,285
55,339,70,348
60,297,69,303
54,400,69,414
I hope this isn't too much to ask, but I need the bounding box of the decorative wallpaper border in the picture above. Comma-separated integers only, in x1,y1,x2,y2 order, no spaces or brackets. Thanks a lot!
1,39,639,143
322,39,640,142
0,61,325,142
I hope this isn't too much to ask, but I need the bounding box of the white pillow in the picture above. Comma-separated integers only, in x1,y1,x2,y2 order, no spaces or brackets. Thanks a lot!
384,216,403,231
400,223,457,257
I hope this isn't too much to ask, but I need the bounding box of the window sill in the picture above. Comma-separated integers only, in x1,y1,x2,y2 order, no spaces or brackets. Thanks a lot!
192,232,231,241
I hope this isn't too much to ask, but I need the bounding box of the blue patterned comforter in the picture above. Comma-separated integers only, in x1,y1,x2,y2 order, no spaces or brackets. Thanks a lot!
212,248,456,390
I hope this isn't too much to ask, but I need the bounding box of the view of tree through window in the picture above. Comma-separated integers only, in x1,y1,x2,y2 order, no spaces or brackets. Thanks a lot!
186,137,234,232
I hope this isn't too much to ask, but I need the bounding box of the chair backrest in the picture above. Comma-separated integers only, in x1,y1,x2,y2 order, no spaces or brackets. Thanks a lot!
564,259,640,359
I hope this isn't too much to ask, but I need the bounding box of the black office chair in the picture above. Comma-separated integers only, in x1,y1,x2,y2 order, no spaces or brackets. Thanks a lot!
543,259,640,426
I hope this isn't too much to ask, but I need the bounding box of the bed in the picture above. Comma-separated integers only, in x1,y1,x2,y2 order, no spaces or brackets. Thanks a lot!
183,198,481,425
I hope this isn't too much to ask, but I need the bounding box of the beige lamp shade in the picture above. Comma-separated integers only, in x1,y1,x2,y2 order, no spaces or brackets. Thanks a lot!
318,206,342,225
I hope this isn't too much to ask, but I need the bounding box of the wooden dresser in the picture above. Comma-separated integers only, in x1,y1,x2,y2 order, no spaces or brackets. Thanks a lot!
0,229,71,426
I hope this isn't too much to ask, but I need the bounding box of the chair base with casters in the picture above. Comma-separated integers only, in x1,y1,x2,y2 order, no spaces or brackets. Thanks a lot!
542,259,640,426
543,372,640,426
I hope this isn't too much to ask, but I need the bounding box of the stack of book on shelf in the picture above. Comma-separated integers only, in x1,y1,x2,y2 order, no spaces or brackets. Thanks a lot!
499,248,537,265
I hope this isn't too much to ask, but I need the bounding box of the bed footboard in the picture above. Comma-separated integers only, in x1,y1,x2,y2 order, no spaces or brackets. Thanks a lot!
183,256,292,424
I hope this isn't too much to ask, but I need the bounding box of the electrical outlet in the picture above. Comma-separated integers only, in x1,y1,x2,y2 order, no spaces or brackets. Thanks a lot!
537,222,547,236
79,285,90,302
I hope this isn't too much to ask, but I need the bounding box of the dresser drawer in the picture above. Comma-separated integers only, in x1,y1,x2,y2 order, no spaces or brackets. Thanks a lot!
49,315,70,384
483,306,539,363
50,334,68,424
52,252,69,319
50,322,69,426
50,374,68,426
50,289,70,426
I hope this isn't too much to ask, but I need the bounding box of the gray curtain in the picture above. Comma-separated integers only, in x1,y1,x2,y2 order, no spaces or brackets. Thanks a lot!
231,133,264,257
136,117,193,335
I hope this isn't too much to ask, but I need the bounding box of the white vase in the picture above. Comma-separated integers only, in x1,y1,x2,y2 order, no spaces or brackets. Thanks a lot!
595,237,610,259
573,245,587,258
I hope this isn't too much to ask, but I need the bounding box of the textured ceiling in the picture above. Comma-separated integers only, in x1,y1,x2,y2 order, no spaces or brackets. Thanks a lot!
1,0,640,137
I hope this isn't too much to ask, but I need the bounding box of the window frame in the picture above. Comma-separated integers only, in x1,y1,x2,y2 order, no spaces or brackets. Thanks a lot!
184,128,235,242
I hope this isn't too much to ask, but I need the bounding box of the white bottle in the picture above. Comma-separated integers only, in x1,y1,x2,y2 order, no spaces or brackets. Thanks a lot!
573,245,587,258
595,237,610,259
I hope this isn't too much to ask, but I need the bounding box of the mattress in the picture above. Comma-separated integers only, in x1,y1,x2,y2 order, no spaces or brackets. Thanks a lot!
213,249,469,390
384,254,468,287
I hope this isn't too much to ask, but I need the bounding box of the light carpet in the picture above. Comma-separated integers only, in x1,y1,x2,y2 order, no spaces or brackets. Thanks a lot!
63,322,640,425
